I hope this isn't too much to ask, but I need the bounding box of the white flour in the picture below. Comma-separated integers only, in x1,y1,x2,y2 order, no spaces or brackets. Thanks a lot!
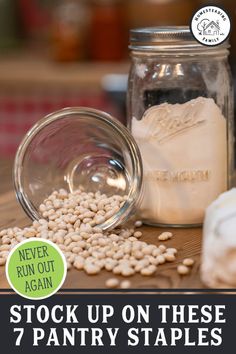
132,97,227,225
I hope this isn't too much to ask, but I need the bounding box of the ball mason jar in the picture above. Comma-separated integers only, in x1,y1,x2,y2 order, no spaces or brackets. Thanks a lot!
127,26,234,227
14,107,143,230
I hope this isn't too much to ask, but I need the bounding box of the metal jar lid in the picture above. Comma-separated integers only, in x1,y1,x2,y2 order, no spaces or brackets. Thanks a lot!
129,26,229,52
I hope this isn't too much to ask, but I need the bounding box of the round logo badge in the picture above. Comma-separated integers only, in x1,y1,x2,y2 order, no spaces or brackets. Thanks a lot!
6,238,67,300
190,6,231,46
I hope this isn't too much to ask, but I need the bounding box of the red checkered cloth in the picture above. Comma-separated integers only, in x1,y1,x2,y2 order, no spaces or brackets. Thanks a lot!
0,91,122,157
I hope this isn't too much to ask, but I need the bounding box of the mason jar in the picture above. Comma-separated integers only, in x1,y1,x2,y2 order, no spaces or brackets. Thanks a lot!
127,26,234,227
14,107,143,230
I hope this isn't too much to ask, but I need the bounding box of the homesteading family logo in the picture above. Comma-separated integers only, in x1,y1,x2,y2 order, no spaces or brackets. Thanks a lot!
191,6,231,46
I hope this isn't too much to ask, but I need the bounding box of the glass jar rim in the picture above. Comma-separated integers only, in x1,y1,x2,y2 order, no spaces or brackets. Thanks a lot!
13,107,143,230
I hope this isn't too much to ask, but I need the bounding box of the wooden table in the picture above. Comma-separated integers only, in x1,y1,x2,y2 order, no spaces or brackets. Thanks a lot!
0,53,129,90
0,159,203,289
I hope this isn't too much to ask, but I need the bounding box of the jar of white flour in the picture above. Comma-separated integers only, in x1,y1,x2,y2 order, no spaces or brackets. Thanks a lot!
128,26,234,227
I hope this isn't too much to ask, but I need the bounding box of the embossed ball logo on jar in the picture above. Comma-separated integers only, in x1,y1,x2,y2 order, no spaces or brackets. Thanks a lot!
190,6,231,46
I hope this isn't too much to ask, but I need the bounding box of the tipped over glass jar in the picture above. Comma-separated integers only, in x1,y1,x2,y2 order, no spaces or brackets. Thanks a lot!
14,107,143,231
127,26,234,227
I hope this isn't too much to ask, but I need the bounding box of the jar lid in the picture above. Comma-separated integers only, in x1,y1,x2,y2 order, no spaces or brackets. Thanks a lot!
129,26,229,52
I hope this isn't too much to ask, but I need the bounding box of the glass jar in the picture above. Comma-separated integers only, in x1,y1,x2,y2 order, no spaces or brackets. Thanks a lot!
127,26,234,227
14,107,143,230
89,0,126,61
52,0,89,62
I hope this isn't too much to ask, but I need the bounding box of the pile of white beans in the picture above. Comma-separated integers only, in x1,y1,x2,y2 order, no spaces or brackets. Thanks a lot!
0,188,184,281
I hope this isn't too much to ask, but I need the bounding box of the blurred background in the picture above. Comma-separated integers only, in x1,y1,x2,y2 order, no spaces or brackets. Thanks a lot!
0,0,235,157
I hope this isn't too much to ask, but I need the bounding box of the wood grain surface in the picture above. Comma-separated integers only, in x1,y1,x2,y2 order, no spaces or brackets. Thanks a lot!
0,159,204,289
